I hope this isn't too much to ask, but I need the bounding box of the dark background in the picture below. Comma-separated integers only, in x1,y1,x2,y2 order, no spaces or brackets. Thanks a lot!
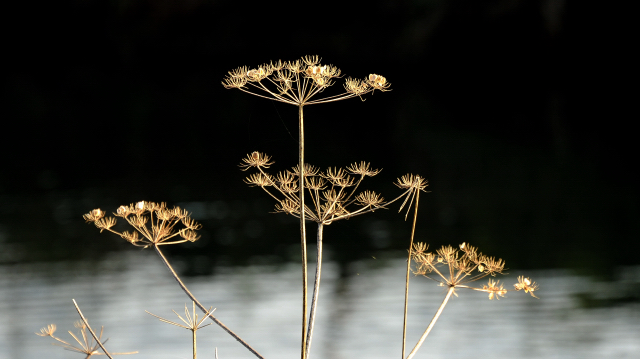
2,0,636,282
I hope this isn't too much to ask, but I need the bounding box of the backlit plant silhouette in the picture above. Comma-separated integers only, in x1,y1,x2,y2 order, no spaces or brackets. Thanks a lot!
36,315,137,359
146,302,215,359
82,201,264,358
224,55,391,359
403,242,539,359
240,152,427,356
63,55,540,359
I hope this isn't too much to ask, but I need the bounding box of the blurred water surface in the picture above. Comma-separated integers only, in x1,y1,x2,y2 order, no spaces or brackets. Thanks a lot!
1,252,638,359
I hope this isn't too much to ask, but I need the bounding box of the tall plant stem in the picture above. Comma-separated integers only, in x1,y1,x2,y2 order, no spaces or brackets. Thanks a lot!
405,286,455,359
192,329,197,359
402,190,420,359
299,104,309,359
153,245,264,359
72,299,115,359
305,223,324,358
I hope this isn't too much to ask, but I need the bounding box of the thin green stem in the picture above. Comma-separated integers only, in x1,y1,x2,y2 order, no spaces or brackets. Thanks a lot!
305,223,324,358
405,286,455,359
402,190,420,359
299,104,309,359
153,245,264,359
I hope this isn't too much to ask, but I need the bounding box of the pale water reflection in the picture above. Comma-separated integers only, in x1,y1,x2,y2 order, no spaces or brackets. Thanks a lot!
1,252,639,359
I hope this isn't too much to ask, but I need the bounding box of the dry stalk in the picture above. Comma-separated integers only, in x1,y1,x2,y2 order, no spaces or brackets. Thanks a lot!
405,242,540,358
83,201,264,359
224,55,390,359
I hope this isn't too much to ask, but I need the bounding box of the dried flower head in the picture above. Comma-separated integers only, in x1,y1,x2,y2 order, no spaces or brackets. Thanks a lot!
239,151,274,171
412,242,538,300
36,324,57,337
241,153,404,224
36,321,136,357
84,201,202,248
514,276,539,298
83,209,104,222
223,55,390,105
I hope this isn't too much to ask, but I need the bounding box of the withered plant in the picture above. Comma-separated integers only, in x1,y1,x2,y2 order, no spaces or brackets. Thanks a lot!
146,302,215,359
224,55,390,359
404,242,539,359
36,300,137,359
240,152,427,356
65,55,541,359
83,201,264,359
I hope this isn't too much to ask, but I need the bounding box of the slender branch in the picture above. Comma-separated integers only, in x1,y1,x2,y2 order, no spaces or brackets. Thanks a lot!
71,299,115,359
402,190,420,359
305,223,324,358
405,286,455,359
299,103,309,359
153,245,265,359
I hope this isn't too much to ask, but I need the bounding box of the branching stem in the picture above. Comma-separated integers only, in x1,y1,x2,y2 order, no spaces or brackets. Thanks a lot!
153,245,264,359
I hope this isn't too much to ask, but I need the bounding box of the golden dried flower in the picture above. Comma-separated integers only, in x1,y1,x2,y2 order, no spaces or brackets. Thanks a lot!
83,209,104,222
35,324,56,337
239,151,274,171
483,279,507,300
355,190,385,207
86,201,203,247
291,163,320,177
275,198,299,215
244,173,274,188
180,229,200,242
395,174,429,191
121,231,140,244
95,217,117,232
367,74,391,92
346,161,381,177
223,55,389,105
514,276,539,298
116,205,130,217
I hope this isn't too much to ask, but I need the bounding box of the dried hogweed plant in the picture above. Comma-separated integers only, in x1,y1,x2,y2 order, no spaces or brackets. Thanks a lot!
60,55,540,359
146,302,216,359
36,300,137,359
403,242,539,359
241,151,428,357
83,201,264,359
224,55,390,359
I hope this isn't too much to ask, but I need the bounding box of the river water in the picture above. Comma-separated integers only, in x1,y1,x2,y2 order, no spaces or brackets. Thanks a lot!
2,251,639,359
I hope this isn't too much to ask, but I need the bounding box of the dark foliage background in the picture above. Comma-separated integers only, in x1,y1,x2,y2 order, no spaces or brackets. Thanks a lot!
2,0,636,280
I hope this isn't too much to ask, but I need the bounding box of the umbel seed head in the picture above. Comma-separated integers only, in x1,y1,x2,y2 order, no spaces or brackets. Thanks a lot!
223,55,390,105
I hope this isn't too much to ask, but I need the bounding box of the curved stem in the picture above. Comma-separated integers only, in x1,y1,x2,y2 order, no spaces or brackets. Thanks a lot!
153,245,264,359
402,190,420,359
405,286,455,359
305,223,324,358
299,104,309,359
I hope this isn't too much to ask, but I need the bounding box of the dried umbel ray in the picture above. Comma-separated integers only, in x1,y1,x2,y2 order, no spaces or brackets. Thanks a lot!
222,55,390,104
404,242,539,359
